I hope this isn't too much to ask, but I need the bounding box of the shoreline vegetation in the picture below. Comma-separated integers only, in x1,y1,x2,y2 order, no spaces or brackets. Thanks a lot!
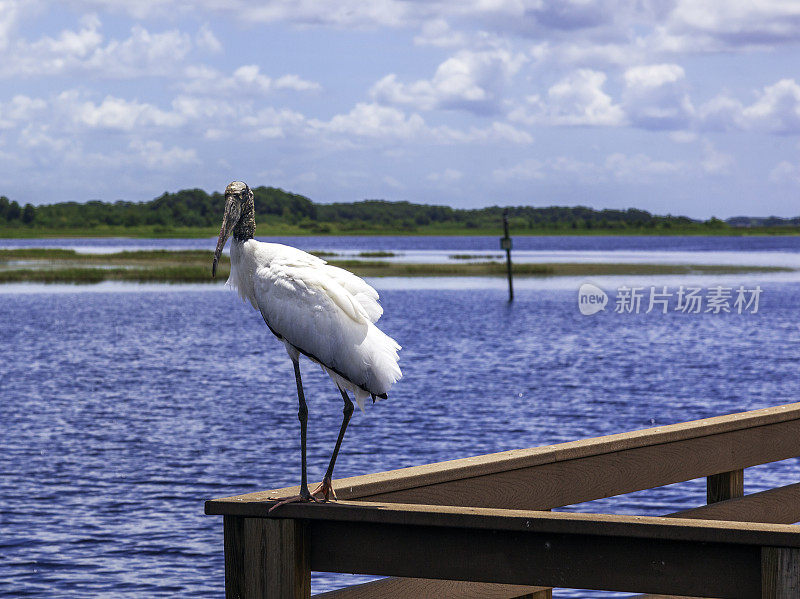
5,226,800,238
0,249,790,284
2,186,800,238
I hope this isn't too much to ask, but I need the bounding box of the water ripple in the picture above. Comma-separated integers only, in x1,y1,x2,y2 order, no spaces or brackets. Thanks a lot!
3,280,800,597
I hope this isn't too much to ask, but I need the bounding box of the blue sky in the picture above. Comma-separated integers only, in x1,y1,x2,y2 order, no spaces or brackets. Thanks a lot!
2,1,800,218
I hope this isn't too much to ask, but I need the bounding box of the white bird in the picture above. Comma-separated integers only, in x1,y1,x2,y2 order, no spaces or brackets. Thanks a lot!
212,181,401,506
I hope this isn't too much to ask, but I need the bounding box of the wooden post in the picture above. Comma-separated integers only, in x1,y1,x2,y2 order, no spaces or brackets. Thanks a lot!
762,546,800,597
224,516,310,599
708,469,744,504
501,208,513,302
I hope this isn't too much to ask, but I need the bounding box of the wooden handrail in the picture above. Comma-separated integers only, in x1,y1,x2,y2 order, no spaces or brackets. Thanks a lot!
207,402,800,511
211,500,800,547
215,501,800,598
206,403,800,598
305,480,800,599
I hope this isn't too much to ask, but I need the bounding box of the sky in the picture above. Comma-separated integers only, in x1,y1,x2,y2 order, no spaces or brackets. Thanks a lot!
2,1,800,218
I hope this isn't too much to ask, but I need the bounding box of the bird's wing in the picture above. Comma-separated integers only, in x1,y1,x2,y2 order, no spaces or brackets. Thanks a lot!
254,253,399,396
319,263,383,322
260,244,383,323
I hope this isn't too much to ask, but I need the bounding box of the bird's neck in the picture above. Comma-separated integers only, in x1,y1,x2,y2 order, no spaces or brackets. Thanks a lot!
233,196,255,242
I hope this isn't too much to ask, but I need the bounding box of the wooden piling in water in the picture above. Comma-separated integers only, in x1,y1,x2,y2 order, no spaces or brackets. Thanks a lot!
501,208,513,302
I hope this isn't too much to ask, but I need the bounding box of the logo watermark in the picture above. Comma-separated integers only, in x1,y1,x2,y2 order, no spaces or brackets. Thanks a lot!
578,284,762,315
578,283,609,315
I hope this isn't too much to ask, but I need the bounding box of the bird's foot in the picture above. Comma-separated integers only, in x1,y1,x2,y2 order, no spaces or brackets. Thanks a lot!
311,477,337,502
268,489,318,513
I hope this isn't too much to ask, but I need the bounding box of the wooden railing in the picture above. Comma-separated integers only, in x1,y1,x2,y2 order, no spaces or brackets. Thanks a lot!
206,402,800,598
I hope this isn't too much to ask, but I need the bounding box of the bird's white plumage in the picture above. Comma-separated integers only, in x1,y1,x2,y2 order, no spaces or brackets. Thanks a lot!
228,239,401,409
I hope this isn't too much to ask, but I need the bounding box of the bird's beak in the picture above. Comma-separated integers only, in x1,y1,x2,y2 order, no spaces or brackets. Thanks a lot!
212,195,236,278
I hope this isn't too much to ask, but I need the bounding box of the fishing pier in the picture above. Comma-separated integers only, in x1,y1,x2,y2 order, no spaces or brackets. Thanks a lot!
206,402,800,597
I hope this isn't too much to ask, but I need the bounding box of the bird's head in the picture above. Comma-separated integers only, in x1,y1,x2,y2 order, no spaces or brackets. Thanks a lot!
213,181,253,278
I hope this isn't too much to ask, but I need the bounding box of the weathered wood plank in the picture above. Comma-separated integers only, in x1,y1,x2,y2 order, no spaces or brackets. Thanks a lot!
356,421,800,509
310,482,800,599
212,501,800,550
207,405,800,599
670,482,800,525
224,516,310,599
207,403,800,511
309,518,759,598
313,578,550,598
707,470,744,504
215,503,794,598
761,546,800,598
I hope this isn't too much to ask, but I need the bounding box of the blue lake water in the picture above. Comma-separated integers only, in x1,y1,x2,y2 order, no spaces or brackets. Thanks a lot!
4,233,800,253
2,237,800,597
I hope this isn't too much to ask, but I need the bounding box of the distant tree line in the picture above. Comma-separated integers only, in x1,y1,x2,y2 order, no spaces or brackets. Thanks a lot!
0,186,796,232
0,196,35,225
726,216,800,227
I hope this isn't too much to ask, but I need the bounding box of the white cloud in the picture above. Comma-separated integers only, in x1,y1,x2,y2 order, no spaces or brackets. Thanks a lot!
547,155,602,176
371,48,526,115
497,152,692,188
512,69,625,126
0,95,47,129
669,130,698,143
696,94,744,131
494,151,691,185
382,175,404,188
195,24,222,53
0,18,193,78
170,94,239,122
413,19,466,47
701,140,734,174
27,0,800,54
4,14,103,75
493,155,604,182
531,40,645,68
0,0,27,51
699,79,800,133
312,102,427,139
95,26,194,76
128,139,199,169
669,0,800,46
69,94,185,131
179,65,320,96
241,106,307,139
741,79,800,134
440,121,533,144
426,168,463,183
274,74,321,92
624,63,685,88
19,124,70,152
307,102,532,146
547,69,624,126
25,0,645,34
493,158,545,182
57,0,517,29
242,0,414,28
605,152,684,180
222,64,272,93
767,156,800,185
623,63,693,130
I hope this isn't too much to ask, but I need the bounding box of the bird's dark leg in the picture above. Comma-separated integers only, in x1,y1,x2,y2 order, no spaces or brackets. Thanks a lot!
312,387,354,502
294,358,312,501
269,357,316,511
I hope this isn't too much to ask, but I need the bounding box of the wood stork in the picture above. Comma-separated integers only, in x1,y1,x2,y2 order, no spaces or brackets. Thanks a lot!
212,181,401,506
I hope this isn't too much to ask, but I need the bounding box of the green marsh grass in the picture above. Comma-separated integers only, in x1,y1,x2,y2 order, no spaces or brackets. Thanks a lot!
0,248,789,283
